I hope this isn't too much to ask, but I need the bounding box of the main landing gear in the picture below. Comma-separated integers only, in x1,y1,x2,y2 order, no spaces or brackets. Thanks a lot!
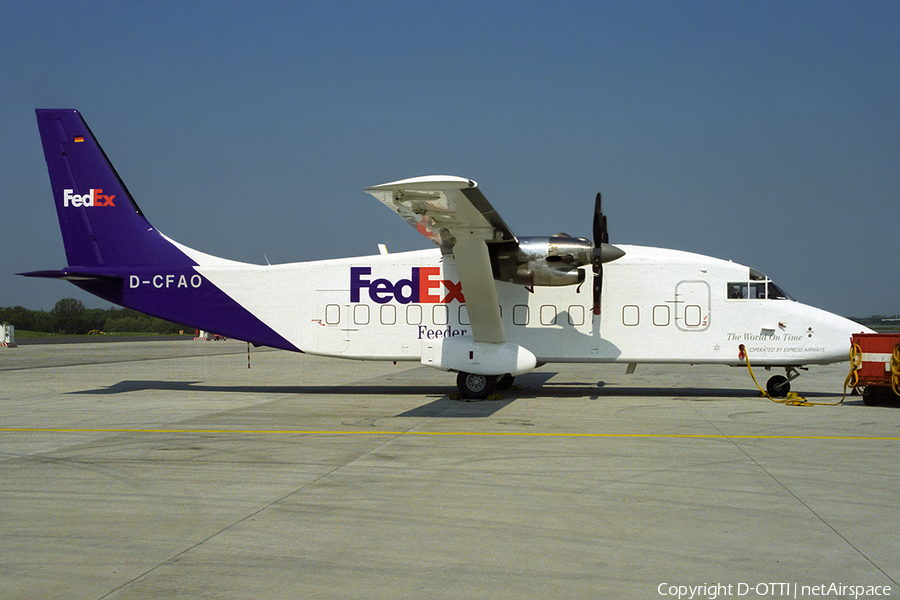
456,372,515,400
765,366,805,398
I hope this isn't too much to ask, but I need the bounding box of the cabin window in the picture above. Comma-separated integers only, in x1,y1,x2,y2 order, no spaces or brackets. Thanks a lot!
406,305,422,325
381,304,396,325
459,306,470,325
513,305,529,326
540,305,557,326
653,305,670,326
623,305,639,326
567,305,585,326
325,304,340,325
353,304,369,325
433,305,449,326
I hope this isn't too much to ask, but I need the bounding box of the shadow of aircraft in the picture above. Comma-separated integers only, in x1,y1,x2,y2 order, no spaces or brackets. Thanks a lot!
66,371,854,420
67,379,516,417
68,380,449,397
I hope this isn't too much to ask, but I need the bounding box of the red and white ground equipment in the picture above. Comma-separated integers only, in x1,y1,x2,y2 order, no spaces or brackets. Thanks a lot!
849,333,900,405
1,324,16,348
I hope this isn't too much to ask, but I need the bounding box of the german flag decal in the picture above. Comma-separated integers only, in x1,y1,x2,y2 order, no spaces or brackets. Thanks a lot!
74,136,84,143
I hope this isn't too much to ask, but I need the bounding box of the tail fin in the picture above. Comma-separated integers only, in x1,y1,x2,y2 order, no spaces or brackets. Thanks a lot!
24,110,298,351
34,109,191,268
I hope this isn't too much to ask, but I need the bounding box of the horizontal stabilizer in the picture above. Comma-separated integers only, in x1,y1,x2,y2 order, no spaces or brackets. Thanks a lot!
18,269,123,282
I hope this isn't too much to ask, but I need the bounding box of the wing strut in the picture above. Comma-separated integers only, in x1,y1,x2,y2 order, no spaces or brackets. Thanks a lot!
449,229,504,344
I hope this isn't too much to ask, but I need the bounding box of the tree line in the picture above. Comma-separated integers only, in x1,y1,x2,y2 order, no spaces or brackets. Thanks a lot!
0,299,187,335
848,315,900,332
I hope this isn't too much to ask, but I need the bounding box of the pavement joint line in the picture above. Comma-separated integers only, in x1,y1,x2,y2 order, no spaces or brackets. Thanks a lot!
2,428,899,441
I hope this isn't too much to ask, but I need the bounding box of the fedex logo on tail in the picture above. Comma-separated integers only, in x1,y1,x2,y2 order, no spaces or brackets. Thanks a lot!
351,267,464,304
63,189,116,208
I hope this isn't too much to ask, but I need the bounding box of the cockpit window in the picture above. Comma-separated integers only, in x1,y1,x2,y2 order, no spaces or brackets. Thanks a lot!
749,268,766,281
766,281,790,300
727,282,767,299
728,270,794,300
727,283,744,299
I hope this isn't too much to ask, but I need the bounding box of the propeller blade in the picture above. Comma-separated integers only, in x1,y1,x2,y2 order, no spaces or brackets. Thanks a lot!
591,192,624,315
593,193,604,245
592,266,603,315
592,193,604,314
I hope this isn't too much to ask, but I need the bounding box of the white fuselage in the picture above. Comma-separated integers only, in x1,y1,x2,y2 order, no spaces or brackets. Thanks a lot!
192,244,863,370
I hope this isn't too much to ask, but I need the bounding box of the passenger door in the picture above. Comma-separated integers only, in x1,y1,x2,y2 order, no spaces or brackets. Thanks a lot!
675,281,710,331
316,293,349,353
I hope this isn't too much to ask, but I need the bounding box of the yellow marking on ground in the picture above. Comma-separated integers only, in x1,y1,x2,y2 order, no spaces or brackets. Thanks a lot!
1,428,899,441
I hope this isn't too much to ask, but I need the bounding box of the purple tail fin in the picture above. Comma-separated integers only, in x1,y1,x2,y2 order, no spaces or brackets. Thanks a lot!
25,110,299,351
35,109,192,268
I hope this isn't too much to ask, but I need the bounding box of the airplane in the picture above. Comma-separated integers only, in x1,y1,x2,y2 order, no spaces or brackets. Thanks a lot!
21,109,872,399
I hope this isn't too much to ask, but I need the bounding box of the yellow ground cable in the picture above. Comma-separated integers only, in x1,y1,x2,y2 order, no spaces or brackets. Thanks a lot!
738,344,848,407
890,343,898,395
847,343,862,390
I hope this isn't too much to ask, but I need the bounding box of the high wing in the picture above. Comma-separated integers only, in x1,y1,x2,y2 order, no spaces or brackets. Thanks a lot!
365,176,515,249
366,176,516,344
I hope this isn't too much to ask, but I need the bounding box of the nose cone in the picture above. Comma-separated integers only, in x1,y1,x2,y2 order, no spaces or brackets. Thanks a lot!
813,308,874,364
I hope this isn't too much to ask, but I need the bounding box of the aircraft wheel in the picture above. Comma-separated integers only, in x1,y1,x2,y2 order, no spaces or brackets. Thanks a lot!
496,374,515,391
457,372,497,400
766,375,790,398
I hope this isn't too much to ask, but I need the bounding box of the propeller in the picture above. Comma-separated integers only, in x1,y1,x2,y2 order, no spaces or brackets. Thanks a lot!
591,193,625,315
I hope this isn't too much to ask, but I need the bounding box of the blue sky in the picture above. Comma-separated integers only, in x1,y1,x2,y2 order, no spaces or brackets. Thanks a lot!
2,0,897,317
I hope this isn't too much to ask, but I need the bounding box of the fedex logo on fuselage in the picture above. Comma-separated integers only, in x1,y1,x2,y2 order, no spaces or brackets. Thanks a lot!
63,189,116,208
351,267,464,304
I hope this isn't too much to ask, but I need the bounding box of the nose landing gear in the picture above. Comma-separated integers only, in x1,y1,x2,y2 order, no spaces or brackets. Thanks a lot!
766,366,806,398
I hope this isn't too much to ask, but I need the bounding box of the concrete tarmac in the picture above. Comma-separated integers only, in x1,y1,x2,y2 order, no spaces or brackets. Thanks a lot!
1,339,898,599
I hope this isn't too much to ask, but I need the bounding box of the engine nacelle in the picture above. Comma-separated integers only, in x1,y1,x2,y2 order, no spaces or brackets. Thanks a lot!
490,235,592,287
